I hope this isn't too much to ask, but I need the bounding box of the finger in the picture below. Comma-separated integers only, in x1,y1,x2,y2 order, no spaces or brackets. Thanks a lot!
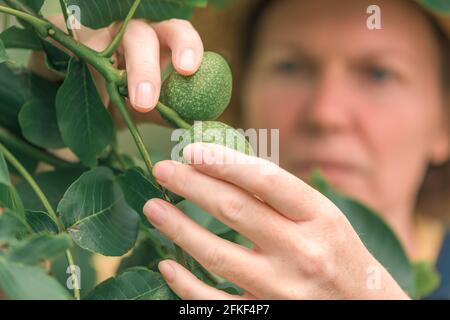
152,19,204,75
158,260,244,300
122,20,161,112
143,199,267,294
151,161,293,250
183,143,336,221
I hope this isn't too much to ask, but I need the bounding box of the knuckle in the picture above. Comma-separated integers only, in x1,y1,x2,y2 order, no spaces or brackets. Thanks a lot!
218,194,246,225
320,210,348,237
170,218,184,245
211,162,231,178
205,245,227,273
301,244,336,281
262,171,283,194
300,247,325,276
327,211,346,229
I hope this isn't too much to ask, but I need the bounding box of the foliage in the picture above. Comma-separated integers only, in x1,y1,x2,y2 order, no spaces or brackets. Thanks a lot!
0,0,440,300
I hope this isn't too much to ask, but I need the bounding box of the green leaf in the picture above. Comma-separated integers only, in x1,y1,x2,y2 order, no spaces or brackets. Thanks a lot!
7,234,72,265
67,0,206,29
41,40,71,73
0,209,28,244
0,149,10,186
16,167,86,212
413,261,440,298
0,39,7,64
117,167,166,226
19,99,65,149
0,152,26,224
117,237,164,273
117,227,176,274
56,58,114,167
0,66,60,159
19,0,46,12
311,171,416,297
57,167,140,256
84,267,177,300
0,26,42,50
210,0,234,8
0,257,71,300
25,210,59,234
0,185,26,223
0,64,26,133
18,67,61,101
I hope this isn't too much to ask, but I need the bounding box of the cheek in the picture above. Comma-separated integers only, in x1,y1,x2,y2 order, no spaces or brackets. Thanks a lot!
244,80,301,128
243,79,308,167
357,95,440,211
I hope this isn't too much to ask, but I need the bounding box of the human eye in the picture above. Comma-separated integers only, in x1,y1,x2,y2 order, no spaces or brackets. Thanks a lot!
364,66,393,83
273,60,305,75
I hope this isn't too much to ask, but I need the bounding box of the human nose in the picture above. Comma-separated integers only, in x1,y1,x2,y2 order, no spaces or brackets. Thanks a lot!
302,64,355,135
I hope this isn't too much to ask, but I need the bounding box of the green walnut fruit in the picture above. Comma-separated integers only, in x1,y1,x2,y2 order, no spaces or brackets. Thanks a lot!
161,51,232,122
180,121,254,156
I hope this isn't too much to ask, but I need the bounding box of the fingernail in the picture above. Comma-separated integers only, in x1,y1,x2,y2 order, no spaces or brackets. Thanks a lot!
135,81,155,110
144,200,167,226
153,162,176,183
159,261,175,282
179,48,196,71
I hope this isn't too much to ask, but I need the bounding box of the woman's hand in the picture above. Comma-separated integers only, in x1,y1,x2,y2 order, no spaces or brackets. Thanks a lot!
29,16,204,118
143,143,410,300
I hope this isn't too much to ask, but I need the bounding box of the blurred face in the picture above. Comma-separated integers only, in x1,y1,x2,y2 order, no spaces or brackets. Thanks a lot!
243,0,449,217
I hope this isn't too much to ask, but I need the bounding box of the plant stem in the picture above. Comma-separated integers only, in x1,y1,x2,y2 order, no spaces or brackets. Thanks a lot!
108,83,193,270
0,143,62,228
49,27,125,84
156,101,192,130
107,82,155,174
0,127,77,169
3,0,38,16
0,4,49,37
0,143,81,300
59,0,74,38
64,249,81,300
100,0,142,58
0,5,125,85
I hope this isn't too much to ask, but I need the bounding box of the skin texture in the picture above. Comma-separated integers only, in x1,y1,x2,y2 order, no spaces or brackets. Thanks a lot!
145,143,409,299
30,0,449,299
242,0,450,255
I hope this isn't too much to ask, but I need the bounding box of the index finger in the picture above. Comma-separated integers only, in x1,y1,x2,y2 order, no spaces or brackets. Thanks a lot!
152,19,204,75
183,143,338,222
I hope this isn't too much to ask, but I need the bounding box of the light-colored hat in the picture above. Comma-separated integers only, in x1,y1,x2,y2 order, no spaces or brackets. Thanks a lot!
415,0,450,38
